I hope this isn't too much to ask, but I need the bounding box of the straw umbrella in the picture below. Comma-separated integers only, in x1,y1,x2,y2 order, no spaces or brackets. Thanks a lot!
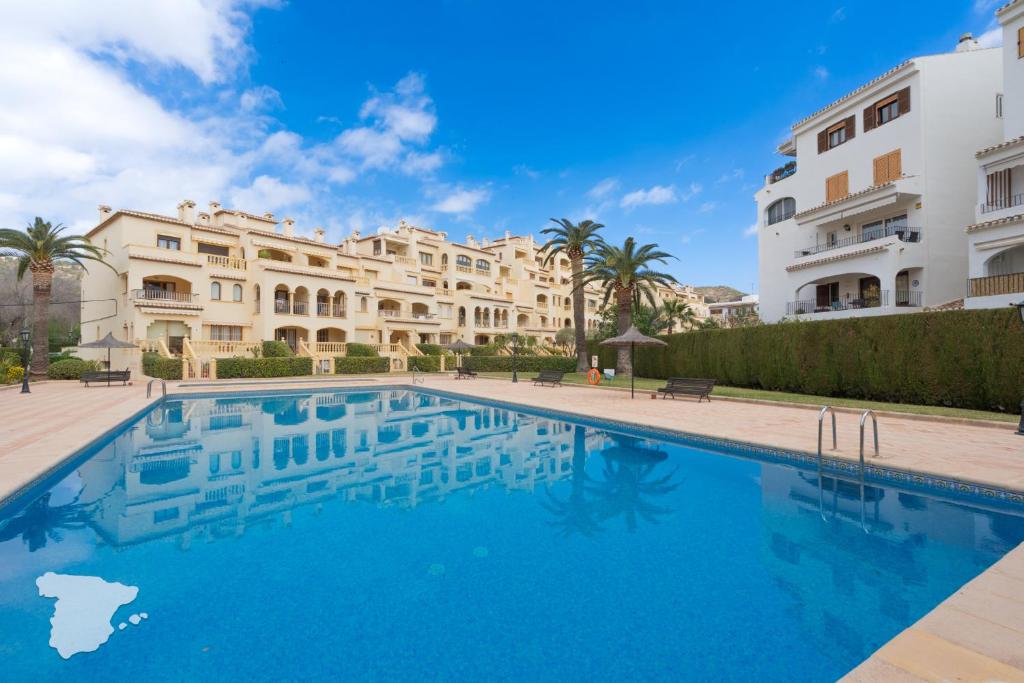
599,326,667,398
77,333,138,384
446,339,475,369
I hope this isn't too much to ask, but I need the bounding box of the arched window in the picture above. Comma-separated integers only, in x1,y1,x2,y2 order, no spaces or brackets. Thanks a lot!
211,281,221,300
232,284,242,302
456,254,472,267
254,285,261,313
475,259,490,271
766,198,796,226
360,296,368,313
441,254,449,265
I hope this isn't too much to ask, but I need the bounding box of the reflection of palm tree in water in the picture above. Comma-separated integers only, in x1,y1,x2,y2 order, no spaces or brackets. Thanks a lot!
587,434,679,533
542,426,604,537
0,492,94,552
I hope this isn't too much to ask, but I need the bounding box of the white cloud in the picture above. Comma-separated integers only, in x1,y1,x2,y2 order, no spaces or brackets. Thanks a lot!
588,177,619,199
830,7,846,23
698,202,717,213
404,151,444,175
620,184,677,209
513,164,540,179
743,223,758,238
977,26,1003,48
680,228,706,245
430,186,491,215
229,175,311,212
240,85,283,112
814,66,830,81
716,169,745,184
681,182,703,201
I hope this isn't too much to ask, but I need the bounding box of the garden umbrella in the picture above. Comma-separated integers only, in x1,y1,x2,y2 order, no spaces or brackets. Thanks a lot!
599,326,667,399
446,339,474,368
78,333,138,378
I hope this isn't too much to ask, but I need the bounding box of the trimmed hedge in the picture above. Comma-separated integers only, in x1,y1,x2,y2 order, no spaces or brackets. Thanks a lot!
46,358,100,380
261,340,293,357
416,343,444,356
335,356,390,374
217,356,312,379
408,355,441,372
345,343,379,357
143,352,183,380
462,356,576,373
588,308,1024,412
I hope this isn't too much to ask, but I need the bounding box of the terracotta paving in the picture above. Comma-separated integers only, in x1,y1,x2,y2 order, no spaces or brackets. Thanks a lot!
2,375,1023,680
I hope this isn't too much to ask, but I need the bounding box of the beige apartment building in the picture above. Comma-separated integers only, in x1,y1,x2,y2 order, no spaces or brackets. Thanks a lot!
80,200,705,375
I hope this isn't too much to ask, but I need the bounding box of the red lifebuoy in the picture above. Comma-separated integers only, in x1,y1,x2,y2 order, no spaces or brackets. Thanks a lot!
587,368,601,385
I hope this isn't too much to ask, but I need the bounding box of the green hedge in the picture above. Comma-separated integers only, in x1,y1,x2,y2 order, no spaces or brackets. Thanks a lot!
217,356,312,379
346,343,379,357
46,358,100,380
408,355,441,372
416,343,444,356
143,352,183,380
588,309,1024,412
261,340,293,357
462,356,577,373
334,356,389,374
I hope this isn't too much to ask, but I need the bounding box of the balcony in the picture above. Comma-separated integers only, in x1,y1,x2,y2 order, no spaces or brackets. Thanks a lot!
768,161,796,184
980,194,1024,214
133,289,198,304
273,300,310,315
794,226,922,258
316,303,346,318
968,272,1024,297
394,255,417,267
786,290,921,315
206,254,247,270
378,309,399,318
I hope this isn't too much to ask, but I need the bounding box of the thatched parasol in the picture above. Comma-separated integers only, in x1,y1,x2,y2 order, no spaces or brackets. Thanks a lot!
599,326,667,398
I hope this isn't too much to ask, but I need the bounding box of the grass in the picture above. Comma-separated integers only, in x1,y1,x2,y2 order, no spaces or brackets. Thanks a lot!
475,372,1019,424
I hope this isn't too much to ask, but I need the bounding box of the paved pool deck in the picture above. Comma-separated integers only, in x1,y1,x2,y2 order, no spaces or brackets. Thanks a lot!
1,375,1023,681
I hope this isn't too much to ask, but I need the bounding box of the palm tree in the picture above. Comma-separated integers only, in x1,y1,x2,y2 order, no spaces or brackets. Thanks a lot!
661,298,696,333
539,219,605,372
580,237,678,374
0,218,112,376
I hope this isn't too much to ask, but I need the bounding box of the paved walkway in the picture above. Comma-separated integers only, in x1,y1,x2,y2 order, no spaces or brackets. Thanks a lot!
1,375,1023,680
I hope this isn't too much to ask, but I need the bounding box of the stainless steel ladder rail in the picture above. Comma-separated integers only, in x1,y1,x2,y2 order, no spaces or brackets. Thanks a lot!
817,406,837,521
856,410,880,533
146,378,166,399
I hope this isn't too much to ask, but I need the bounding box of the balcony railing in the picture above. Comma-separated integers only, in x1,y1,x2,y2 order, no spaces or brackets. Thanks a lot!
206,254,247,270
980,194,1024,214
378,309,399,317
794,226,922,258
968,272,1024,297
455,265,473,274
273,300,310,315
133,288,197,303
316,302,346,317
292,302,308,315
394,255,416,266
768,161,797,184
786,290,922,315
274,300,289,314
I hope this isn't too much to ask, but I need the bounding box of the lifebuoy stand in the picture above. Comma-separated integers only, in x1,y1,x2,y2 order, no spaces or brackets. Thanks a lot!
587,368,601,385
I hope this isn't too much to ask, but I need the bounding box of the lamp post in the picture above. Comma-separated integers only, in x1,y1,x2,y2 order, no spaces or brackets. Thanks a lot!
1013,303,1024,435
19,327,30,394
510,332,521,383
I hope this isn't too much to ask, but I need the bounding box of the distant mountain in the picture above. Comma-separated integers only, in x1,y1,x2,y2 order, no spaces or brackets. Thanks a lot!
693,286,746,303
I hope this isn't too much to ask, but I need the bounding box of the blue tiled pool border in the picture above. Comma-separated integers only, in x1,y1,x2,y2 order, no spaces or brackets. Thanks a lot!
2,384,1022,519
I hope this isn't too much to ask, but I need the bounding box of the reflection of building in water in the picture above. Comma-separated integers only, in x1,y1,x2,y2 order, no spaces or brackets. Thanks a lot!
77,390,608,547
758,466,1024,659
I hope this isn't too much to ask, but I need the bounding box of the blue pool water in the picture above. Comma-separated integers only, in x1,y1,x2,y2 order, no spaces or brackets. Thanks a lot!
1,388,1023,681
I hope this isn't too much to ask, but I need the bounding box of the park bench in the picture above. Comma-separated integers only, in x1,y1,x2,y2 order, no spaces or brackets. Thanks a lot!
532,370,565,387
81,370,132,387
656,377,715,402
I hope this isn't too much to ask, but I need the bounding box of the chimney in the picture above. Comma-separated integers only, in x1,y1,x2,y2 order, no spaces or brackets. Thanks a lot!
263,212,275,221
351,230,361,240
956,32,980,52
209,200,221,214
504,230,511,240
313,227,325,243
197,212,210,225
282,218,295,237
482,238,490,247
97,204,112,222
177,199,196,224
466,235,477,248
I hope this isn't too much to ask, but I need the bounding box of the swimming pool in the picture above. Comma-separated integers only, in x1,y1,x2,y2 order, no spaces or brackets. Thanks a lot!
1,387,1022,681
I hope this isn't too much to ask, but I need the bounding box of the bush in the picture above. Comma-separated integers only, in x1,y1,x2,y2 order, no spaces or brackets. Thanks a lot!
46,358,100,380
334,356,390,374
345,343,379,357
143,352,183,380
416,343,444,356
49,351,76,364
217,356,312,379
587,308,1024,412
408,355,441,372
462,356,577,373
468,343,500,356
5,365,24,384
261,340,293,357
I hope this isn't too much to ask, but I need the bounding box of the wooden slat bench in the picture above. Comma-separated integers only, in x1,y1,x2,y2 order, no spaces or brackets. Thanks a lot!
81,370,132,387
454,367,478,379
532,370,565,387
656,377,715,402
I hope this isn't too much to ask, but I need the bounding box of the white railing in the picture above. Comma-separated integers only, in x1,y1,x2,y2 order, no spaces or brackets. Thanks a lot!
312,342,347,355
206,254,247,270
134,288,196,303
189,340,261,357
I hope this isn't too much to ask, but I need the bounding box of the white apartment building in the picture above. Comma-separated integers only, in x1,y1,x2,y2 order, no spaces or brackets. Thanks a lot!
80,201,705,374
966,0,1024,309
756,36,1004,323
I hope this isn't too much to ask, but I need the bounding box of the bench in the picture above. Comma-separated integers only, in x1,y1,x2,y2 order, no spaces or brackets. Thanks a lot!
454,366,478,379
656,377,715,402
81,370,132,387
532,370,564,387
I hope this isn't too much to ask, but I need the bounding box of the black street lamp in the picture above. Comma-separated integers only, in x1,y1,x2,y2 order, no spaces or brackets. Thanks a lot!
19,327,30,394
510,332,521,383
1013,303,1024,435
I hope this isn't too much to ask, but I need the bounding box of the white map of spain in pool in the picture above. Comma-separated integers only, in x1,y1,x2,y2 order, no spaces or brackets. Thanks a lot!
36,572,139,659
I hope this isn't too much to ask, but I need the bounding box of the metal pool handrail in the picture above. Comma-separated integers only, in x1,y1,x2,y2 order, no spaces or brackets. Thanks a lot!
146,378,166,399
817,406,837,522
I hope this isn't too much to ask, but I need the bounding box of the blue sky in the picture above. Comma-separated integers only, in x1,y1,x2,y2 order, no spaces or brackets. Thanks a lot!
0,1,1006,291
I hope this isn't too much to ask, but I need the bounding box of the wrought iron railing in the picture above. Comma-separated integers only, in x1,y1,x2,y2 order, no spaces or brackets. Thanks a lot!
768,161,797,184
794,226,922,258
787,291,891,315
980,194,1024,214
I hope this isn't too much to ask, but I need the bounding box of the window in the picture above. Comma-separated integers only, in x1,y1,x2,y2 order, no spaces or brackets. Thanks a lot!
372,239,382,256
360,296,368,313
406,275,418,285
825,171,849,203
873,149,902,185
209,325,242,341
456,254,472,267
232,284,243,302
440,333,452,345
422,278,436,288
419,252,433,266
877,97,899,125
827,122,846,148
766,198,796,225
817,115,854,153
997,93,1004,119
157,235,180,250
210,281,221,300
475,259,490,271
197,242,229,256
864,88,910,131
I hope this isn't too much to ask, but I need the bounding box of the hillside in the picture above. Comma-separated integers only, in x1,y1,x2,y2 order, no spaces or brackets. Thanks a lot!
693,285,746,303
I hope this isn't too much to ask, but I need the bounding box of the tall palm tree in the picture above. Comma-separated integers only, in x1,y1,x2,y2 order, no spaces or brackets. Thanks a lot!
661,298,696,333
539,219,605,372
580,237,678,374
0,218,111,376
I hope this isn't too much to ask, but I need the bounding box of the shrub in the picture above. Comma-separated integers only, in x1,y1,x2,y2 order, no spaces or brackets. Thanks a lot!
46,358,100,380
143,352,183,380
587,308,1024,412
261,340,293,357
468,343,500,356
6,366,24,384
334,356,390,374
416,343,444,356
345,343,379,357
217,356,312,379
462,356,576,373
408,355,441,372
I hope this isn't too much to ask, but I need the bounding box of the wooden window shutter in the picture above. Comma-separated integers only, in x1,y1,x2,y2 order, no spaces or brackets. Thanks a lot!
873,149,902,185
818,129,828,154
1019,27,1024,59
826,171,849,202
863,103,876,132
844,115,856,141
897,86,911,115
